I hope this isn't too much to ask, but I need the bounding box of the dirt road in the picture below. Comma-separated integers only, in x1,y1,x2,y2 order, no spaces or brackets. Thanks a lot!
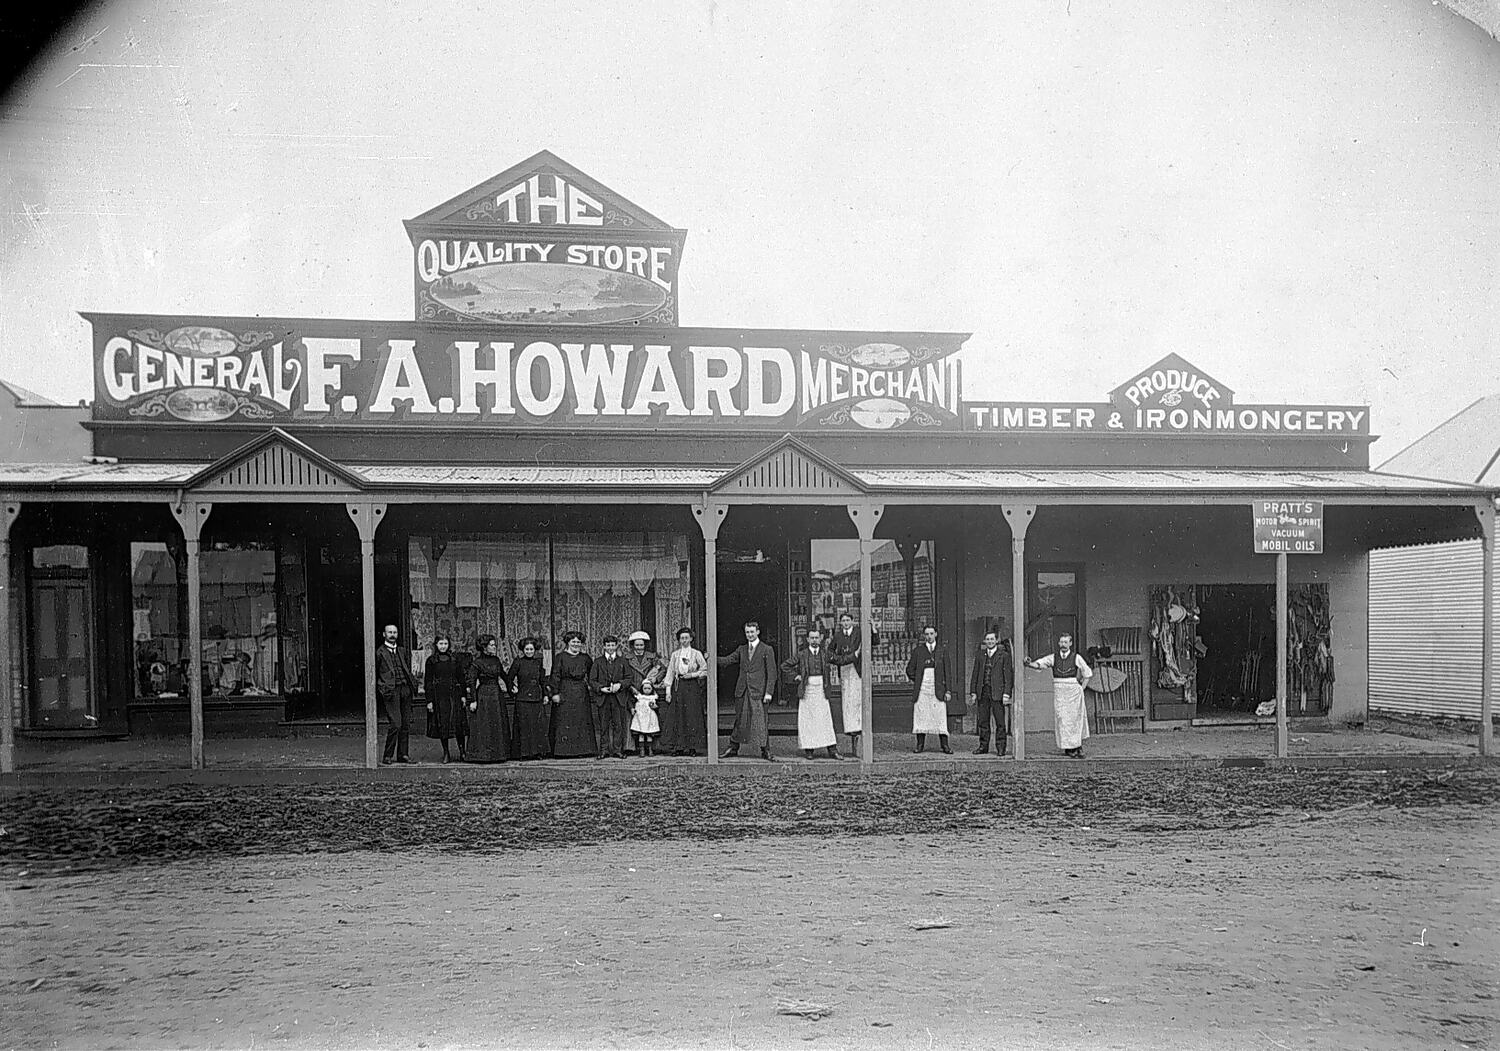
3,768,1497,1049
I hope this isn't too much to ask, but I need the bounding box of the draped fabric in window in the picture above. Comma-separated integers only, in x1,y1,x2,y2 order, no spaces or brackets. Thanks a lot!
409,531,693,691
408,534,550,692
551,533,691,651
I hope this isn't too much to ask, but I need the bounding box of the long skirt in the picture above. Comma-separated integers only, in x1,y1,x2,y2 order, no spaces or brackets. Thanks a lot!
425,682,467,740
630,695,661,735
797,678,837,750
512,701,550,758
912,668,948,734
1053,679,1091,750
662,677,707,753
465,684,511,762
839,665,863,733
551,679,595,758
728,691,769,750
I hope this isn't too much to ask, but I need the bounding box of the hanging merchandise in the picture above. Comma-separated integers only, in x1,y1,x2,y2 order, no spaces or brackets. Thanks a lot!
454,560,483,608
409,547,431,604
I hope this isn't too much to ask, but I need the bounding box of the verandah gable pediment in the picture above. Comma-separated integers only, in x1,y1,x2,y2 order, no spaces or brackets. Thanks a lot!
711,435,866,497
184,428,364,494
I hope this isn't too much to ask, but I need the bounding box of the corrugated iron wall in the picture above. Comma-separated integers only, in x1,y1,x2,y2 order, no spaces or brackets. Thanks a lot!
1369,540,1495,719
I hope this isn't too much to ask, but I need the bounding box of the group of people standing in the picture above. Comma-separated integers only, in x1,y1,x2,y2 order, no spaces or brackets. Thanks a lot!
373,623,709,764
374,615,1094,764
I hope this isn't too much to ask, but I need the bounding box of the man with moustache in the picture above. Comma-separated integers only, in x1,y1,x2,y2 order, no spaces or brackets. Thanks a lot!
376,623,417,765
717,620,778,762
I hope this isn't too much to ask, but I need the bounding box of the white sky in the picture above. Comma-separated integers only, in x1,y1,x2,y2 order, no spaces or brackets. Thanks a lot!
1,0,1497,460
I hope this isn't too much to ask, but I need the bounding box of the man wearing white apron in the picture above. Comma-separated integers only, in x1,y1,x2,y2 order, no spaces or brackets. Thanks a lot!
1027,633,1093,757
781,627,843,761
828,611,874,758
906,624,954,753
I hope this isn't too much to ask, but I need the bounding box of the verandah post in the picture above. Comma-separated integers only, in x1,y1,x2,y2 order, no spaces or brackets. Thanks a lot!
693,501,727,764
1478,500,1495,757
1275,550,1289,759
170,500,213,770
847,502,884,767
346,502,387,770
1001,504,1036,761
0,499,20,774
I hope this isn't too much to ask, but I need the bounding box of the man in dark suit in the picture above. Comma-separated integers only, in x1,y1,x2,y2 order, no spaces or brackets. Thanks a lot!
968,627,1015,755
906,624,954,753
587,634,630,759
376,623,417,765
717,620,777,761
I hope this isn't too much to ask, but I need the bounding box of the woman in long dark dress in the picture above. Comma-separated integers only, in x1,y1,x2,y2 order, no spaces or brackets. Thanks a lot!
549,630,595,758
423,634,468,763
508,637,552,759
663,626,709,756
465,634,512,763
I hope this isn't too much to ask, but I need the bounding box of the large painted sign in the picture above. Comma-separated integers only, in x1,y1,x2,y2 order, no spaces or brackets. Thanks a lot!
88,315,966,432
406,151,686,327
965,354,1370,436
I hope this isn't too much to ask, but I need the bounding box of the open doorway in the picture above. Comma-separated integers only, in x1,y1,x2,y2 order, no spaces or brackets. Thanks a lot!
716,555,785,705
1194,584,1275,717
1193,583,1333,719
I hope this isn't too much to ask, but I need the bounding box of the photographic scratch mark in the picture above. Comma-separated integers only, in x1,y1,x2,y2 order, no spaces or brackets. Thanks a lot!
58,63,183,88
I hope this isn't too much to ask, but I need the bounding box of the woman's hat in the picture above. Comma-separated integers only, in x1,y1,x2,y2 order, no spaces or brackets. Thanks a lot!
627,630,651,644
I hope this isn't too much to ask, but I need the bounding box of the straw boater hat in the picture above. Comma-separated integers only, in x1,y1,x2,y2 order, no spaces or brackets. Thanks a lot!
627,631,651,645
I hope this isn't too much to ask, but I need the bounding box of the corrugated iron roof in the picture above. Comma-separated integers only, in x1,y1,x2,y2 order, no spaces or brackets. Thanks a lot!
0,462,1485,494
852,468,1483,492
1376,394,1500,486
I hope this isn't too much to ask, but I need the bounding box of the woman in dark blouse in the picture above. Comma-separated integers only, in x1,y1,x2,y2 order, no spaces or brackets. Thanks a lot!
549,630,595,758
508,637,552,759
465,634,512,763
423,634,468,763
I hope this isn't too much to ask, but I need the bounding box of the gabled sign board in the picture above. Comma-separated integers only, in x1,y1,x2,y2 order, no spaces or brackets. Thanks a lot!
405,151,686,327
966,354,1369,437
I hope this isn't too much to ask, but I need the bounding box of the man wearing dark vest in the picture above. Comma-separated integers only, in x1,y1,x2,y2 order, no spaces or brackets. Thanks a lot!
968,627,1015,755
1026,632,1094,757
376,623,417,765
828,610,877,758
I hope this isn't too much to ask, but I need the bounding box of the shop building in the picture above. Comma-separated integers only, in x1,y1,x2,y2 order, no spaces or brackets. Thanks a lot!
1,151,1494,770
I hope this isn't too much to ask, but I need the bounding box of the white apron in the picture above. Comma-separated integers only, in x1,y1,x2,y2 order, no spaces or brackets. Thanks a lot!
797,676,838,749
840,664,863,733
912,668,948,734
631,694,660,735
1052,679,1090,749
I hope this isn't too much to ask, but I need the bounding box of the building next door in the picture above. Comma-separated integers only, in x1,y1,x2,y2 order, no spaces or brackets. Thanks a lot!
28,544,97,729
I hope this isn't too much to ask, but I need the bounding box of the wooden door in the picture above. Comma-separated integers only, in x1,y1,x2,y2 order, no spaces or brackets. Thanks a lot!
29,570,96,729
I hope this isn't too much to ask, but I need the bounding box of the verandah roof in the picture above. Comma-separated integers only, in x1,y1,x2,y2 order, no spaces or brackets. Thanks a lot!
0,461,1487,498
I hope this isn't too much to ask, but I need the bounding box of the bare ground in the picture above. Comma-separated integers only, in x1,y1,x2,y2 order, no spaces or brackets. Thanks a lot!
2,768,1497,1050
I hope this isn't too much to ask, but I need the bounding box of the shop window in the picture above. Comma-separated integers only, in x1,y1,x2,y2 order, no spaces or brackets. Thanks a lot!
552,533,691,655
407,531,693,693
808,538,936,686
130,537,309,700
408,534,551,692
202,542,281,697
1027,564,1084,657
131,542,185,697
